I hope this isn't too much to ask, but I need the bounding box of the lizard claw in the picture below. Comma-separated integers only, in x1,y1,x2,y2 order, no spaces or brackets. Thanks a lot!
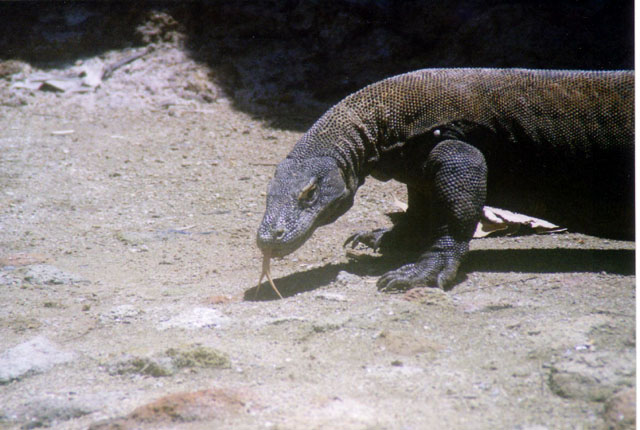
343,232,362,248
343,228,387,251
377,247,462,292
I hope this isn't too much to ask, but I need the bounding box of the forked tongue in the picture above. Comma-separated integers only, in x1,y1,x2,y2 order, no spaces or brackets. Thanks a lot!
258,250,284,299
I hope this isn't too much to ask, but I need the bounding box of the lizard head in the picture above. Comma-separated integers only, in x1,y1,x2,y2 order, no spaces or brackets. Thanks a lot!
257,156,354,257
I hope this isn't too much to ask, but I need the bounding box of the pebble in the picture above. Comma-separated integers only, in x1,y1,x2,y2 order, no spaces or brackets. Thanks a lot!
0,336,75,383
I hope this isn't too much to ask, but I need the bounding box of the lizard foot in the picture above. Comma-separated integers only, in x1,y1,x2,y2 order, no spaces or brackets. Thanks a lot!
343,228,389,252
377,249,462,291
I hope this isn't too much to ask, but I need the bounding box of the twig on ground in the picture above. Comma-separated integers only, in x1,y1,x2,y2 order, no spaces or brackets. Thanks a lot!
102,46,154,80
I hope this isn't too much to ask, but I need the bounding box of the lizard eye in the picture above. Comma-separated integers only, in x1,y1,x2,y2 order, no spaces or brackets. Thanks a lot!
298,180,318,207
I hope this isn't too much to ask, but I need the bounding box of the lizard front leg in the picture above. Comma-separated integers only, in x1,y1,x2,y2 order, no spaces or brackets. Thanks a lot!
377,139,487,291
344,185,435,253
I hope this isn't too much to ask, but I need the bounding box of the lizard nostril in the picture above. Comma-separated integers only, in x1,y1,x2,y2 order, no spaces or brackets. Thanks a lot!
274,228,285,240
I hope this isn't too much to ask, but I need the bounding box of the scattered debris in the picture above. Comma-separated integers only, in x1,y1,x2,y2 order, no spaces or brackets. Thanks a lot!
11,47,153,94
393,197,565,238
475,206,566,237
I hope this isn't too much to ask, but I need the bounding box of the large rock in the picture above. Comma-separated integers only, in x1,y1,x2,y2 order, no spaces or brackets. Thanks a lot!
0,336,75,384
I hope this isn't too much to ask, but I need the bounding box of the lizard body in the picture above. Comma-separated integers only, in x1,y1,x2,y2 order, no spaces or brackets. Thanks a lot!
257,68,634,291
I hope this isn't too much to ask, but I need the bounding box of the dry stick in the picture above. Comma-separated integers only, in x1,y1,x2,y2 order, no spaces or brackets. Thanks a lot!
249,162,278,167
102,46,154,80
257,251,284,299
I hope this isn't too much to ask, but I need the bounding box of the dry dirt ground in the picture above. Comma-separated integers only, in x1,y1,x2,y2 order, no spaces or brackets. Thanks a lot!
0,43,635,430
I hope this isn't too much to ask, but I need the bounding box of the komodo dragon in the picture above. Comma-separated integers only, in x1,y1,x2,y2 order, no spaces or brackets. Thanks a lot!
257,68,634,291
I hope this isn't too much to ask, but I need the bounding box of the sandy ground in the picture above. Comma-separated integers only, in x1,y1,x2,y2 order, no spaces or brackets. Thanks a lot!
0,43,635,430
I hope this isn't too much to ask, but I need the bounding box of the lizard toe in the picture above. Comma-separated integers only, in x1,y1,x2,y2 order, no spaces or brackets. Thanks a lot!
377,248,463,292
343,228,387,251
377,263,437,292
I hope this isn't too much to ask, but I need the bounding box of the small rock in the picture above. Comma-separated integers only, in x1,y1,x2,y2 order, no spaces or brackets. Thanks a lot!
158,307,230,330
13,398,94,429
603,388,636,430
314,291,348,302
0,60,25,79
0,336,75,384
547,348,635,403
547,357,630,402
130,388,245,421
260,316,307,327
366,364,424,378
89,388,247,429
335,271,360,285
99,305,143,324
22,264,88,286
548,368,610,401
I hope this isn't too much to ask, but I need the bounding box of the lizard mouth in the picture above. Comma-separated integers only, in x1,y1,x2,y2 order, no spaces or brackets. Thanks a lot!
256,225,315,258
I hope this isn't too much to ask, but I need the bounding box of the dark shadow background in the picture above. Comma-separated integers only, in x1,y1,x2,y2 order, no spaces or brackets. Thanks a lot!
0,0,634,129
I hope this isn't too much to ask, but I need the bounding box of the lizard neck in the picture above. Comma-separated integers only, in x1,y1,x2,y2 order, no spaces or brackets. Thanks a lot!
289,102,384,193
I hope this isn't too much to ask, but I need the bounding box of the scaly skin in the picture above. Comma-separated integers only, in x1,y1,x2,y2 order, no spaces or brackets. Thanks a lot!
257,68,634,291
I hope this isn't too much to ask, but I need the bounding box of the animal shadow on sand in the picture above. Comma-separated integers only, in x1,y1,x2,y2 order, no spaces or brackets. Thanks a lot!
244,247,635,301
